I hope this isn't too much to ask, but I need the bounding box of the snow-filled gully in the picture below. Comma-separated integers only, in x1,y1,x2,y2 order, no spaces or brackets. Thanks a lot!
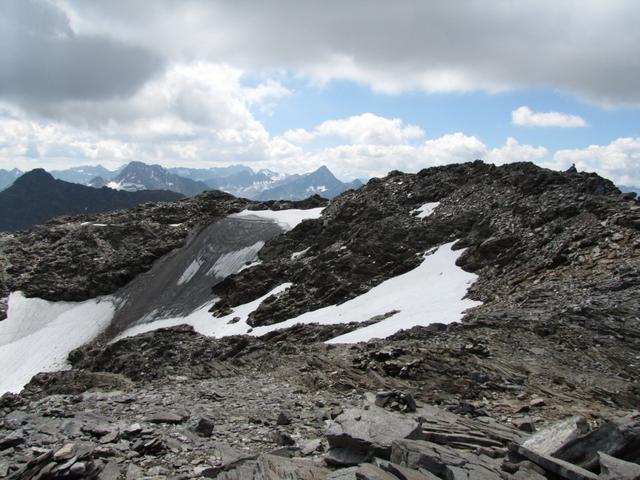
0,206,481,394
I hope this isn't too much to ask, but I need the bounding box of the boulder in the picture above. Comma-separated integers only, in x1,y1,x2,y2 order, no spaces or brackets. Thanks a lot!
553,413,640,470
325,407,422,466
521,416,588,456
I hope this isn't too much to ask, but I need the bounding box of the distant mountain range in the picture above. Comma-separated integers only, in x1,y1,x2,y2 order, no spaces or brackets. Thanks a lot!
91,161,210,197
0,162,362,200
0,169,184,232
0,168,22,191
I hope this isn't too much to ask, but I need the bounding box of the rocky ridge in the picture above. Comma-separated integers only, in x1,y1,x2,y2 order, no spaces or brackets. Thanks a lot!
1,161,640,478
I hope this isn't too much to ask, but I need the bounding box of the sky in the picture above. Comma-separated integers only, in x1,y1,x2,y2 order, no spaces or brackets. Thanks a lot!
0,1,639,185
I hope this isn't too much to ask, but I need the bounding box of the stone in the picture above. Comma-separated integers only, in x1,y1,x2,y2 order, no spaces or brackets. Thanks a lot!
3,410,28,430
125,422,142,435
355,463,398,480
522,416,589,456
274,431,296,446
390,439,466,477
512,417,536,433
553,413,640,470
530,398,546,408
53,442,77,461
277,411,292,426
510,443,598,480
326,407,422,465
195,416,215,437
0,432,24,449
144,411,187,424
380,461,440,479
598,452,640,480
301,438,323,455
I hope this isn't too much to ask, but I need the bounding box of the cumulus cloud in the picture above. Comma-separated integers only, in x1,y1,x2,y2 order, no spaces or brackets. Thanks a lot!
512,106,587,128
550,137,640,186
60,0,640,106
284,113,424,146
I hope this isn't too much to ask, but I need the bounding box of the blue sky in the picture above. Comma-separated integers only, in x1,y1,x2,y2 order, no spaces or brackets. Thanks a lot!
1,1,639,185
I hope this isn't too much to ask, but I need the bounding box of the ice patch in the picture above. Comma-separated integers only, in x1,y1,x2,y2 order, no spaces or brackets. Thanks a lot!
230,207,324,231
0,293,116,394
251,242,480,343
207,241,265,278
177,259,202,285
411,202,440,219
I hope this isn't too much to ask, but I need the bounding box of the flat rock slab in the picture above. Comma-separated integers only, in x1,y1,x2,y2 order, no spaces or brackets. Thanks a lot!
390,439,504,479
510,443,598,480
326,407,422,465
143,411,187,424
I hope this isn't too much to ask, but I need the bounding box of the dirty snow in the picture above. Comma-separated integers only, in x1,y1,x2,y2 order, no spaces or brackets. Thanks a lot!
119,241,479,345
0,293,116,394
207,242,265,278
411,202,440,219
230,208,324,231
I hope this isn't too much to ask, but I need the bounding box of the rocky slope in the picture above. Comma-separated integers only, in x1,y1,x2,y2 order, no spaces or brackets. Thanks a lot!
1,161,640,479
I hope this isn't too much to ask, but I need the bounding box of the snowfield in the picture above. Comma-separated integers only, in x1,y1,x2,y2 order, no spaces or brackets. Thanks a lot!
118,241,480,345
0,293,116,394
230,207,324,230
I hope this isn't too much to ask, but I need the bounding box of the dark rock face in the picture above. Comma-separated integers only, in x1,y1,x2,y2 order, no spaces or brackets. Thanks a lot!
0,169,185,232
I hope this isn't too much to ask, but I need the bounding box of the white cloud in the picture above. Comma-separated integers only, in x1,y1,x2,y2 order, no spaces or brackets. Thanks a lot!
550,137,640,186
486,137,549,165
284,113,424,146
512,106,587,128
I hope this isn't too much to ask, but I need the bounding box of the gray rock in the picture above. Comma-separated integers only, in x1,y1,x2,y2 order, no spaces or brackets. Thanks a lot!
598,452,640,480
390,439,466,477
144,411,187,424
196,416,215,436
354,463,398,480
512,417,536,433
522,416,589,456
553,413,640,470
3,411,28,430
326,407,422,465
0,432,24,449
277,411,293,426
510,443,598,480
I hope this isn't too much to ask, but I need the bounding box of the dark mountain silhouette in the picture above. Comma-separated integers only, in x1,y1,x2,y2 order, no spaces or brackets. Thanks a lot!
0,169,184,232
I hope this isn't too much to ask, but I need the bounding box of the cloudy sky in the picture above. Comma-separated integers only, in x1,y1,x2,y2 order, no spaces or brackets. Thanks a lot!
1,0,639,184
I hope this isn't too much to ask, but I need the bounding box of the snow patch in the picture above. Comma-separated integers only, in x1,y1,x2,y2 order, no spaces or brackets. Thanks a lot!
291,247,310,260
230,208,324,231
411,202,440,219
0,293,116,394
251,242,479,343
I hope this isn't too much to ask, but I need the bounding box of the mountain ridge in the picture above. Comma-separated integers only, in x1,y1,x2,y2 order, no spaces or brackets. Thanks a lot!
0,169,184,232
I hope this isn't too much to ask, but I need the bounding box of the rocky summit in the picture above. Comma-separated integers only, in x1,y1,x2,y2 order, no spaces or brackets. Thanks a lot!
1,161,640,479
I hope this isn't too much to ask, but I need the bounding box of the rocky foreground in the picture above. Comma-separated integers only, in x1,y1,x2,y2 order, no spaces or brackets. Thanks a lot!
1,161,640,478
